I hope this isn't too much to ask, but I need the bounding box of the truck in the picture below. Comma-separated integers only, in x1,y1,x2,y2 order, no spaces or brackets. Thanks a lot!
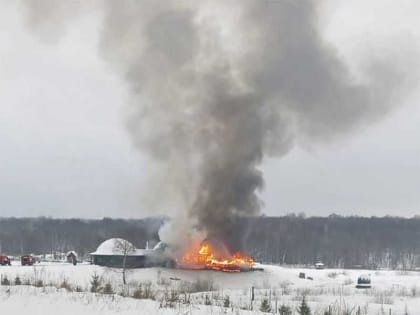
21,255,35,266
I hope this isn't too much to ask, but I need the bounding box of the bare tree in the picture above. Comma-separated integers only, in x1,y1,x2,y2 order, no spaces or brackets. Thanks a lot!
113,239,136,285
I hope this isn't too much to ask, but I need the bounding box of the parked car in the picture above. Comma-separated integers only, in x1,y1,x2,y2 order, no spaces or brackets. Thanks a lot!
21,255,35,266
0,255,11,266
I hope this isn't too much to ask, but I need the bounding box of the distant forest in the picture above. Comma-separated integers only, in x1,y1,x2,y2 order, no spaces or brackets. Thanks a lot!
0,215,419,270
0,217,163,258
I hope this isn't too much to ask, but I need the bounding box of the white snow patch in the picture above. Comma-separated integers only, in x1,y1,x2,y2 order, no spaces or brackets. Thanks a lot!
1,263,420,314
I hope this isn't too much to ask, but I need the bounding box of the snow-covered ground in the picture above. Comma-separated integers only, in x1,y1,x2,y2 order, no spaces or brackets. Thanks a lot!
0,263,419,314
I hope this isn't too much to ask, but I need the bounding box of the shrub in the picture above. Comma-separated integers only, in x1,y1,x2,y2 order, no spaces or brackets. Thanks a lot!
297,296,311,315
411,285,417,297
279,304,292,315
103,282,114,294
323,306,332,315
60,279,72,292
90,272,102,293
1,275,10,285
132,282,155,300
132,285,143,299
223,295,230,308
373,291,394,305
160,289,179,308
143,282,155,300
118,287,129,297
204,294,212,305
280,281,292,295
34,280,44,287
260,298,271,313
75,286,83,292
189,277,216,293
14,276,22,285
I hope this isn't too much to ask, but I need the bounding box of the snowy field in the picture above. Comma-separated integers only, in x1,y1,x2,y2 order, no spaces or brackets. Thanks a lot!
0,262,420,314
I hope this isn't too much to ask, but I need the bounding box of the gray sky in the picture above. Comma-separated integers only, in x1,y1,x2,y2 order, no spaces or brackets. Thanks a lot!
0,0,419,218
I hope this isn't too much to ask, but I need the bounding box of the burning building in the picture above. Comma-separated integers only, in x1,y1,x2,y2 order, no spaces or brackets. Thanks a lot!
177,241,254,272
90,238,255,272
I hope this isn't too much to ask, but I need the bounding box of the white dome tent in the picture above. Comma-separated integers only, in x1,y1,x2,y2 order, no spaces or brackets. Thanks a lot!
90,238,174,268
91,238,139,256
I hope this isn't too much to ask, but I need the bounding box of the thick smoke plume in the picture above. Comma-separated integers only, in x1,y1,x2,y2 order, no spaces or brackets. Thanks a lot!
20,1,418,251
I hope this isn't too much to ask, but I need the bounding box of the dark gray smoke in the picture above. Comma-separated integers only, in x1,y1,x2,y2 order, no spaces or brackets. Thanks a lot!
19,0,418,250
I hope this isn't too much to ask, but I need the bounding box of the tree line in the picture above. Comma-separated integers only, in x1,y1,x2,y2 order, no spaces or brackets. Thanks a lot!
0,217,162,258
241,214,420,269
0,215,419,269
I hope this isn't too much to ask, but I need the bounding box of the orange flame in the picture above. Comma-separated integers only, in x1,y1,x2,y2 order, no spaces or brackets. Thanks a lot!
177,242,254,272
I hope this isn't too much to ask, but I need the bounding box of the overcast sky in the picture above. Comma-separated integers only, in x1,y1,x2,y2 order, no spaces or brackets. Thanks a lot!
0,0,419,218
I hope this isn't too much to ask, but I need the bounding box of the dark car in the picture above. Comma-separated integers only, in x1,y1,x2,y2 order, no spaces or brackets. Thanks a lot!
0,255,11,266
21,255,35,266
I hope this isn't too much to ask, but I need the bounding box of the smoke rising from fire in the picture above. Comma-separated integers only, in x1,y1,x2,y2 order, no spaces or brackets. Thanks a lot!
20,1,418,250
